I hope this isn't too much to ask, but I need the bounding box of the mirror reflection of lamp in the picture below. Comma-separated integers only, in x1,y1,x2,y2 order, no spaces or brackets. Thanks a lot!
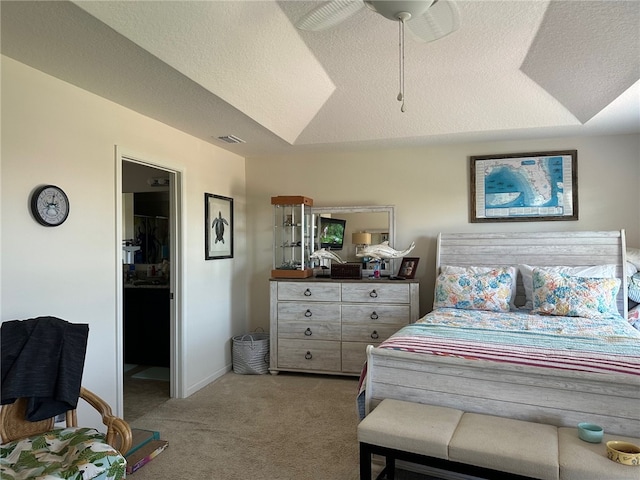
352,232,372,257
122,242,141,264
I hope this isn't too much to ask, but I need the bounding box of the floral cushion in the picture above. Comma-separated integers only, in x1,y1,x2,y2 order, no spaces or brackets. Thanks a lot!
440,265,518,309
519,264,619,311
434,267,515,312
531,269,621,319
0,427,126,480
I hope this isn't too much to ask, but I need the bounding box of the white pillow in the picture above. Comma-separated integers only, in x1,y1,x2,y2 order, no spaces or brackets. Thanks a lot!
440,265,517,310
627,247,640,270
519,264,619,312
627,261,638,276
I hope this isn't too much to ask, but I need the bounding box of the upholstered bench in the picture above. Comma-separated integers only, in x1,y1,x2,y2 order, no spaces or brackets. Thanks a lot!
449,412,559,480
358,398,640,480
358,399,464,480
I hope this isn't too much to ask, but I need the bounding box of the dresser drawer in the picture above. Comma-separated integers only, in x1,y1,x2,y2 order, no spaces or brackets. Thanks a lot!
277,302,341,322
341,304,410,324
341,342,370,374
278,339,341,371
341,323,405,343
277,282,340,302
278,318,341,340
341,282,409,303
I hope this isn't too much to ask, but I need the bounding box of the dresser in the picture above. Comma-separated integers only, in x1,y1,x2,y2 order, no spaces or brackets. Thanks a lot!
269,278,420,375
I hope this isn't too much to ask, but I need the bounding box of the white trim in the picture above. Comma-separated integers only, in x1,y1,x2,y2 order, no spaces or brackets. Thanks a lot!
114,148,125,416
185,365,231,398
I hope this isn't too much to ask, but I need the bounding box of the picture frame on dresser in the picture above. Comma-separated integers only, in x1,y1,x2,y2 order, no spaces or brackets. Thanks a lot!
205,193,233,260
397,257,419,279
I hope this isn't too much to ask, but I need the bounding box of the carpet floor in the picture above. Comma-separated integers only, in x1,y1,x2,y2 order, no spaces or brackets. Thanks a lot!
125,371,454,480
124,365,170,423
131,366,170,382
128,372,361,479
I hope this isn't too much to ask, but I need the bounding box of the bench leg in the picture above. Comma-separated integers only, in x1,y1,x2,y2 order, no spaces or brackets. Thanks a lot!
360,442,372,480
361,443,397,480
383,455,395,480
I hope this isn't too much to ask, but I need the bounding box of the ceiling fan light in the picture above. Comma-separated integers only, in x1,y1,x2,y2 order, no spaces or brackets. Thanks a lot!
405,0,461,43
296,0,364,31
364,0,435,21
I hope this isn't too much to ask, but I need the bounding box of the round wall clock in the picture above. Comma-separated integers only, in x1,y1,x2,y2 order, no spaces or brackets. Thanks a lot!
30,185,70,227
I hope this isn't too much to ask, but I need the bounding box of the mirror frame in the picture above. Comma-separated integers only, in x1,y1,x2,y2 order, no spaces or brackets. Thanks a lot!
309,205,396,274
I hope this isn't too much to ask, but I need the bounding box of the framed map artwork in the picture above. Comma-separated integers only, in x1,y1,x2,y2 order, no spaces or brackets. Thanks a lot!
470,150,578,223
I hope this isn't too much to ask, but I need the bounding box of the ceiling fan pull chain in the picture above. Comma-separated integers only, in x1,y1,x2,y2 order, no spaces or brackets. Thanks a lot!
397,15,407,113
397,19,403,103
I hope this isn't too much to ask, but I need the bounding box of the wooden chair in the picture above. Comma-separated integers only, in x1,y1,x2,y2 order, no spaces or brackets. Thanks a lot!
0,387,132,480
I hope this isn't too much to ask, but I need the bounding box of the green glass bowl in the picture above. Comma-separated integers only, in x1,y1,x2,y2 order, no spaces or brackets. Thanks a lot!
577,423,603,443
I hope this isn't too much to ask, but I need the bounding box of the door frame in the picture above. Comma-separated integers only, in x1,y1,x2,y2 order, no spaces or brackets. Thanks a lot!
115,146,185,414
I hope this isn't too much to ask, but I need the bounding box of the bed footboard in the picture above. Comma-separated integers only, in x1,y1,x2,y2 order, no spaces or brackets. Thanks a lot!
364,345,640,437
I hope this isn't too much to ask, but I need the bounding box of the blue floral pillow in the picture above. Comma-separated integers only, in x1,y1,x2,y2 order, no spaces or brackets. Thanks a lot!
531,268,621,318
434,267,515,312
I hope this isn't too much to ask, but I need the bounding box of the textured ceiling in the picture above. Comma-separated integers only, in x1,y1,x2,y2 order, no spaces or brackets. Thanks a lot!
1,1,639,158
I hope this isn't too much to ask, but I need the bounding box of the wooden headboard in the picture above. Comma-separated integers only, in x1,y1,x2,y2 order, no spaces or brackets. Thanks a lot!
436,230,628,318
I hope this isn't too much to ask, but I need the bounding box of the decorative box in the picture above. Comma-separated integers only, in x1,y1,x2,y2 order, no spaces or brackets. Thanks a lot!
331,262,362,279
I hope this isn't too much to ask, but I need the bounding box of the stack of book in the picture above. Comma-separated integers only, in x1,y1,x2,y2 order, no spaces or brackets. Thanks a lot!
125,428,169,474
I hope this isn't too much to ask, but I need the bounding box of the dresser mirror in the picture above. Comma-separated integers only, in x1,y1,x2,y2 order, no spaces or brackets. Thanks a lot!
122,192,169,264
309,205,396,276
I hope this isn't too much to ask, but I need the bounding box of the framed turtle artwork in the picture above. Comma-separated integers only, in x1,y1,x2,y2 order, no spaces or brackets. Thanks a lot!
205,193,234,260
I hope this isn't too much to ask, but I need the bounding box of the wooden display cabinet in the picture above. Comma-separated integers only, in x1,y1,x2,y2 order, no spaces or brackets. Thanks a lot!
271,196,314,279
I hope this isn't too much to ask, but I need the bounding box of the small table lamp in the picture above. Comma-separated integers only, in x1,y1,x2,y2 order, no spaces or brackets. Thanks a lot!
352,232,372,257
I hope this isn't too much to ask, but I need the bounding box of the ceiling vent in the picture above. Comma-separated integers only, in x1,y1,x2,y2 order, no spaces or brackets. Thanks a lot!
217,134,246,144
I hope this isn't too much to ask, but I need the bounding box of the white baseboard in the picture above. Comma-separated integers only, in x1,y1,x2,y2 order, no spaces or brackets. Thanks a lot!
184,364,231,397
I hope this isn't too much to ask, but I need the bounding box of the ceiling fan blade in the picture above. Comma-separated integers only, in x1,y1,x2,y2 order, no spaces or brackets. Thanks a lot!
406,0,460,43
295,0,365,31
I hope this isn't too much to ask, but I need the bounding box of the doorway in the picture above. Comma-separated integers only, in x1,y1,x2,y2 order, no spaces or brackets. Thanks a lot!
116,152,183,421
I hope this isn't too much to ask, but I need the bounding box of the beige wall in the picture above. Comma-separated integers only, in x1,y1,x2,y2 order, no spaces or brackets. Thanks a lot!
246,134,640,320
2,53,639,421
1,56,248,415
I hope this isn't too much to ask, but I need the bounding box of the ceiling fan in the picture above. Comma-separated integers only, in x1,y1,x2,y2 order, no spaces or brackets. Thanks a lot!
295,0,461,111
296,0,460,43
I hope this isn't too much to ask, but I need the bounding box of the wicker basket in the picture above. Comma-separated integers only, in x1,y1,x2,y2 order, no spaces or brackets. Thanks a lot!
232,332,270,375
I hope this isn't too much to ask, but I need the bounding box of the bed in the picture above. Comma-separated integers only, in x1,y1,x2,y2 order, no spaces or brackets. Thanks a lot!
361,230,640,437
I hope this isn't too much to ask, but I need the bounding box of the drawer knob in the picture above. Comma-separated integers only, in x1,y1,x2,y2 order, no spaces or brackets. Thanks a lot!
304,288,312,296
371,330,379,340
305,351,313,360
304,327,313,336
369,289,378,298
304,309,312,317
370,311,379,320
